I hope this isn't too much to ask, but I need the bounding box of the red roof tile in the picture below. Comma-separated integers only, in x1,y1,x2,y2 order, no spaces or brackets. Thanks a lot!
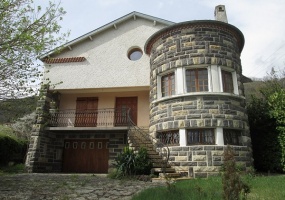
45,57,86,64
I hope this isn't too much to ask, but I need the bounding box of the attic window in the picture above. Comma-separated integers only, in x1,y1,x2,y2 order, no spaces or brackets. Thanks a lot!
128,48,143,61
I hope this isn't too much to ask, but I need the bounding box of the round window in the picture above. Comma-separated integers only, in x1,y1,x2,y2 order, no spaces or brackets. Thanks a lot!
128,48,143,61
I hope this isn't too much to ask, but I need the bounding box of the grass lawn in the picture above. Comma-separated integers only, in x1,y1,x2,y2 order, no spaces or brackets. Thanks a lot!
132,175,285,200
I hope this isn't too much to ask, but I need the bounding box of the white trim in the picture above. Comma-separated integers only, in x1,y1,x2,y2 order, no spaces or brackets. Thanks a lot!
216,127,224,145
152,91,244,104
179,129,187,146
232,71,239,94
176,67,184,95
218,66,223,92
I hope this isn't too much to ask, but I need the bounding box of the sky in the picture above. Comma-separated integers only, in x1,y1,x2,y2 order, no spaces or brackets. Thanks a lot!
36,0,285,78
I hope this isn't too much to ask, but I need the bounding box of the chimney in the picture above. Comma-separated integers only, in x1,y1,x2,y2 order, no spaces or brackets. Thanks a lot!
215,5,228,23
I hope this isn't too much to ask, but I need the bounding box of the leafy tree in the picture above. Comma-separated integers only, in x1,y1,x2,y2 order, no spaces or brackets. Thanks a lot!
0,0,68,100
268,89,285,171
247,68,285,172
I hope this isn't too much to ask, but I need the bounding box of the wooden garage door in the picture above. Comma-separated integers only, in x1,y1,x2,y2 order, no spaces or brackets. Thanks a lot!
62,139,109,173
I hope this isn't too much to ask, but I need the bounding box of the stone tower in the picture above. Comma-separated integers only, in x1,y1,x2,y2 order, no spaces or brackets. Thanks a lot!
145,5,252,178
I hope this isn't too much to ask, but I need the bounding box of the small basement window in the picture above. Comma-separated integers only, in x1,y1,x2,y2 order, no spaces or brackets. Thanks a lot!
128,48,143,61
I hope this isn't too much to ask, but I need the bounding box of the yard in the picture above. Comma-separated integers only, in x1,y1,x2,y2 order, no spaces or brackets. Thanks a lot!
132,175,285,200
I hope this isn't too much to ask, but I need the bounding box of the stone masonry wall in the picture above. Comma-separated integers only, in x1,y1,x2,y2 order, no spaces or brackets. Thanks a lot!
168,145,252,178
147,21,245,102
150,95,249,137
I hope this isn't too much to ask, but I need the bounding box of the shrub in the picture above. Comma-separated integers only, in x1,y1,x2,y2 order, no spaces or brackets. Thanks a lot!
222,145,250,200
0,134,27,165
114,146,152,177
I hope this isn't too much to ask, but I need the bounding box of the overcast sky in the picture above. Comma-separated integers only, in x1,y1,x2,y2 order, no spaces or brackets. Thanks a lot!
37,0,285,78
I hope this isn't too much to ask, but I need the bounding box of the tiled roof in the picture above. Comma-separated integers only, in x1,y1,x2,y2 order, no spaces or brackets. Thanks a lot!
44,57,86,64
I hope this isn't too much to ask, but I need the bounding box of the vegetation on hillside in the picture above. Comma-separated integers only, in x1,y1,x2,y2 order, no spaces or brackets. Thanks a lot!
0,96,37,123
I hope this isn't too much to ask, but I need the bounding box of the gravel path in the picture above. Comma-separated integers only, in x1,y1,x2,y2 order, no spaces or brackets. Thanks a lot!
0,174,164,200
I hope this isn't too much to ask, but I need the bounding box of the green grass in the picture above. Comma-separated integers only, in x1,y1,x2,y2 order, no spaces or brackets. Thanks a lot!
0,163,26,175
132,175,285,200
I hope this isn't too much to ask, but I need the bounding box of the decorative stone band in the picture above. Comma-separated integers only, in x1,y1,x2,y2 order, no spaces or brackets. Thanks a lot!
44,57,86,64
145,20,245,55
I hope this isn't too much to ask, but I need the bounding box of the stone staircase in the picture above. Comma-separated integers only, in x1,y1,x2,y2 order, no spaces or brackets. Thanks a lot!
128,124,180,178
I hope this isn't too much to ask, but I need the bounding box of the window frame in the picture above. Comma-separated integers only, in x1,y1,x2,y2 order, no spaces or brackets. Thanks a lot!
223,129,242,145
157,130,180,146
187,129,215,145
221,70,234,93
185,67,210,93
218,67,238,94
161,72,176,97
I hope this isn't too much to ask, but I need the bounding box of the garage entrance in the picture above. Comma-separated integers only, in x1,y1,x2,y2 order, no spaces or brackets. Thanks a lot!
62,139,109,173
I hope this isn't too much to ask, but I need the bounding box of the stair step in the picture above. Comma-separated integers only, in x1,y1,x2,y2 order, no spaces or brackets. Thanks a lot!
159,173,181,178
152,168,175,173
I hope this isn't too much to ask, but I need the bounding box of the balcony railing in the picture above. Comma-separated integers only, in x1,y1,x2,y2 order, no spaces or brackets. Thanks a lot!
49,108,130,127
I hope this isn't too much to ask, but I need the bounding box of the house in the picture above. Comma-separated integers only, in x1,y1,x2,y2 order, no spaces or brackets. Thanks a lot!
26,5,252,178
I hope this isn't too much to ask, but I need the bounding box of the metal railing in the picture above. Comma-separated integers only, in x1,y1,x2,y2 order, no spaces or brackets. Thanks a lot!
127,115,170,173
49,108,129,127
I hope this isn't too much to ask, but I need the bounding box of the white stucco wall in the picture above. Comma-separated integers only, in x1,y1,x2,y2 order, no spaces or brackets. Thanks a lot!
59,91,150,127
44,18,167,90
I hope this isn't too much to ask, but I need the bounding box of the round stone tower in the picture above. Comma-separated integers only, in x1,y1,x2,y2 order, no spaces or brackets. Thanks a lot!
145,15,252,178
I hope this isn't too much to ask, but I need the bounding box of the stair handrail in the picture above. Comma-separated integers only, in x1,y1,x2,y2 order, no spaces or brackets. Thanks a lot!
127,108,170,174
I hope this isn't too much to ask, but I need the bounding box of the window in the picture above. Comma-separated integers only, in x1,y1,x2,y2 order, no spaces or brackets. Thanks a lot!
186,68,208,92
187,129,214,145
222,70,234,93
157,130,179,145
128,48,143,61
161,72,175,97
223,129,241,145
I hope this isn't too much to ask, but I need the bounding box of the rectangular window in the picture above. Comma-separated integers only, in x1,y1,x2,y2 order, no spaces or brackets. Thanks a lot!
187,129,214,145
161,72,175,97
222,70,234,93
157,130,179,146
223,129,241,145
186,68,208,92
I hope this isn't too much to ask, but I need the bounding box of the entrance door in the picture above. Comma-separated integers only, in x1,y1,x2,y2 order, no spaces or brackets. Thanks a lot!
115,97,137,126
62,139,109,173
75,97,98,127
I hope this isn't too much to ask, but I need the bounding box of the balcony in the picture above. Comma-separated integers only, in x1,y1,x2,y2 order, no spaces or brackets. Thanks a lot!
47,108,131,131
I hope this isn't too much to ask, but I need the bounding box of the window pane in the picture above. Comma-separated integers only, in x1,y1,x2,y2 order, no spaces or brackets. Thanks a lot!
186,69,208,92
187,129,214,145
223,129,241,145
161,73,175,97
157,130,179,146
222,70,234,93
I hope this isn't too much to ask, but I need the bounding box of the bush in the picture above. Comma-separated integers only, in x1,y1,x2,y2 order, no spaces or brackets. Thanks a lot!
0,133,27,165
222,145,250,200
114,146,152,177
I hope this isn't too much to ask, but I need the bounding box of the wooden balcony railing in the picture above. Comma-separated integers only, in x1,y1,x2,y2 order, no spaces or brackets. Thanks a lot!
49,108,130,127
